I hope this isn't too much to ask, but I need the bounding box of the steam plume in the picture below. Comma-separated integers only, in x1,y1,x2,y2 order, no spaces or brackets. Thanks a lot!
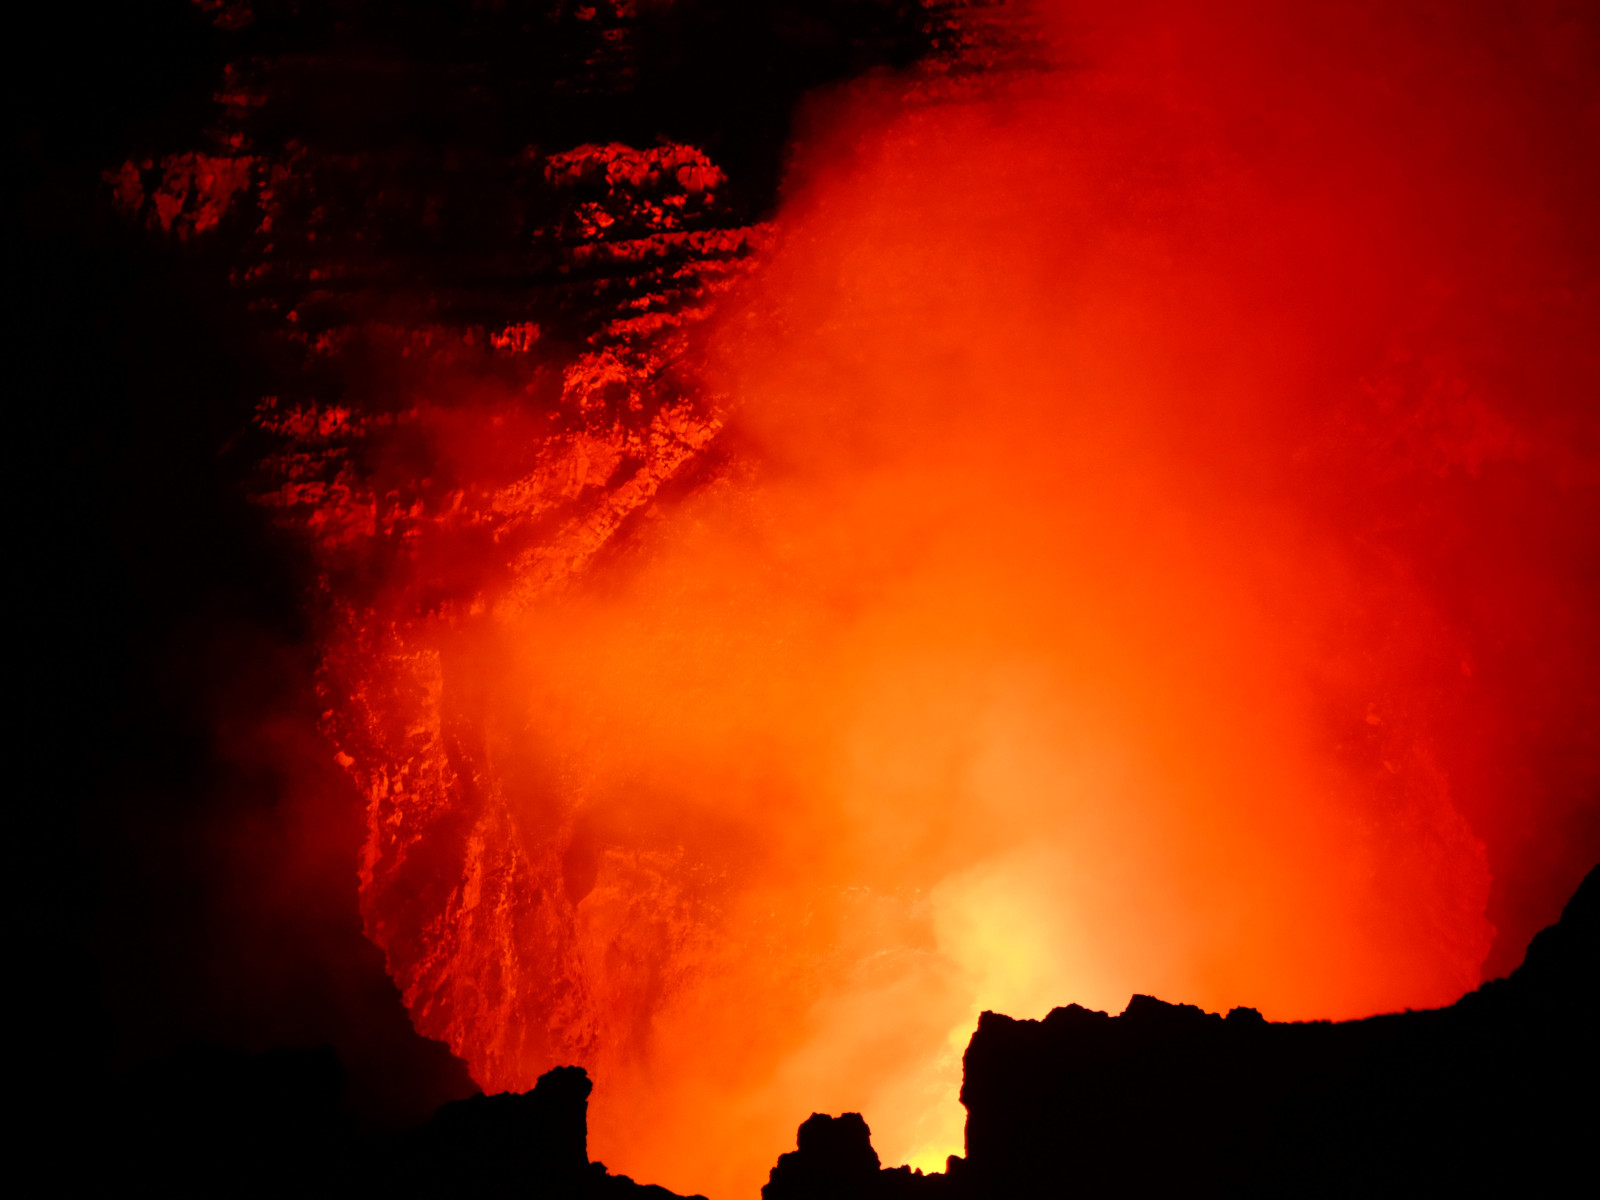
317,3,1600,1195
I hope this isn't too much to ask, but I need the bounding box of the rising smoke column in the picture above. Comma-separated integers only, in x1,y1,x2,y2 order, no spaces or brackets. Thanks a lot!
303,3,1600,1197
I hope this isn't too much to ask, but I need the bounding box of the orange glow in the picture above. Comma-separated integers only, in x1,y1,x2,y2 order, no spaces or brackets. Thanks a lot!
303,3,1599,1197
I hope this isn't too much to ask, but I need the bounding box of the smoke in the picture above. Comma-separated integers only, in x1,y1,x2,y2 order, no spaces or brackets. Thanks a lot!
333,2,1599,1196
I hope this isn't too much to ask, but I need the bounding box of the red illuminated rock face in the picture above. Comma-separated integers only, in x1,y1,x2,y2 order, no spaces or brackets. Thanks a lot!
110,0,1036,1107
246,97,754,1100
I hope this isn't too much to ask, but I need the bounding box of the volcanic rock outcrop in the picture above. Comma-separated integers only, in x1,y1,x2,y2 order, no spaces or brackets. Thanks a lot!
104,1051,699,1198
382,1065,698,1199
90,863,1595,1195
767,861,1598,1197
763,1113,946,1200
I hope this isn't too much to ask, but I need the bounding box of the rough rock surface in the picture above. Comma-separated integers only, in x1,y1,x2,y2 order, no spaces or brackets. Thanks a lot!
98,0,1042,1095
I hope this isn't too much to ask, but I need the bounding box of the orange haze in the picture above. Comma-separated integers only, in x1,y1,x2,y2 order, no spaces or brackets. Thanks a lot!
324,3,1600,1197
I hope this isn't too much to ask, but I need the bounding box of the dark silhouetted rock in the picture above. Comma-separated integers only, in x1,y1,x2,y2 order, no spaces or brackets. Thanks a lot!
766,863,1598,1198
765,1111,953,1200
374,1061,702,1198
97,1056,699,1198
764,1112,879,1199
391,1064,594,1195
87,866,1596,1197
